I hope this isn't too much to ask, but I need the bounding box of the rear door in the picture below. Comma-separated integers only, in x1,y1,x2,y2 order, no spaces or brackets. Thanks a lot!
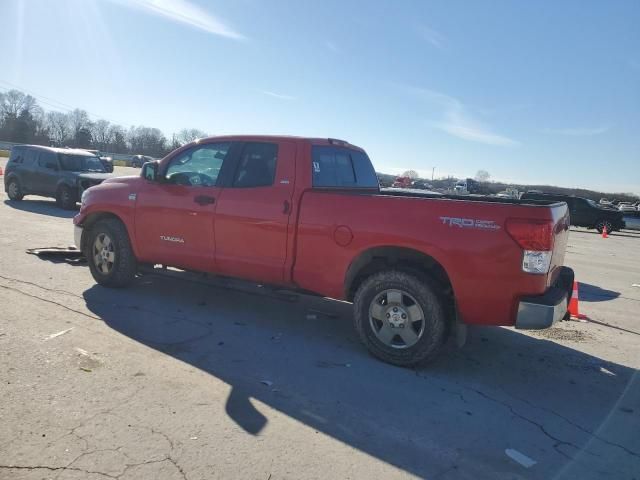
134,142,234,271
213,141,296,284
570,198,591,226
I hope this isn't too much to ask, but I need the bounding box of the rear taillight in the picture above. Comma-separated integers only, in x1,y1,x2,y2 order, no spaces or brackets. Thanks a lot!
506,219,554,274
506,219,554,250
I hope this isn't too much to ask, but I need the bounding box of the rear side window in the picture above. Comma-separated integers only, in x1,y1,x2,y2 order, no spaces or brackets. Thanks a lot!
312,146,378,188
232,142,278,188
9,148,24,164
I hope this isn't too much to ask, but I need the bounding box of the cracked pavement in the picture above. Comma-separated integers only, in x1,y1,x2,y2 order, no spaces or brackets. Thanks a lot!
1,163,639,479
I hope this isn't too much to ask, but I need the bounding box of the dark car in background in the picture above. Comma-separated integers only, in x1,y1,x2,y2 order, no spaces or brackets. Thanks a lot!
84,149,114,173
4,145,112,209
520,192,625,233
130,155,154,168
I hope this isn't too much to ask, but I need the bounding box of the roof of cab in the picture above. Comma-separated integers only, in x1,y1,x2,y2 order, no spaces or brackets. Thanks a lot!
192,135,365,152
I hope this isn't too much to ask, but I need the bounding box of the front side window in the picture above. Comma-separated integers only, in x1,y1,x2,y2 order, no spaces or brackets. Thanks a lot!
312,146,378,188
232,142,278,188
165,143,231,187
58,154,104,172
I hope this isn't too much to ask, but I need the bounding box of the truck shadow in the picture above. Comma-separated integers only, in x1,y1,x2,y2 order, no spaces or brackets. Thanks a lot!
3,199,77,218
82,273,638,479
578,282,621,302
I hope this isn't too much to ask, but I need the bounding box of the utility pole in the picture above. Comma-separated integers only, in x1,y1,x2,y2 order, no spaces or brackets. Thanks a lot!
431,166,435,181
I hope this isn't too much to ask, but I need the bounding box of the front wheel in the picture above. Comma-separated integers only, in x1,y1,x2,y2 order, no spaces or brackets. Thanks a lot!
595,219,614,234
56,185,77,210
353,270,447,366
87,218,137,288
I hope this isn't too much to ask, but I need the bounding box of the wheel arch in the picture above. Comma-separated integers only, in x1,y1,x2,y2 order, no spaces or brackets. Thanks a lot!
78,212,130,255
344,246,454,302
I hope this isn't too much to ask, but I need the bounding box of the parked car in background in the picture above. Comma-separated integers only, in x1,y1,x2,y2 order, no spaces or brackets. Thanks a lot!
520,192,625,233
74,135,574,366
623,211,640,230
84,149,114,173
130,155,154,168
618,203,637,213
411,180,432,190
4,145,112,209
392,176,413,188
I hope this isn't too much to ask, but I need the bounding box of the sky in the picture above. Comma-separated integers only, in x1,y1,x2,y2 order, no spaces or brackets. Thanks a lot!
1,0,639,194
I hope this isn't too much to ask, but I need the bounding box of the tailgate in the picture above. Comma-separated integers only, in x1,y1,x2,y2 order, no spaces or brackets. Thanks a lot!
548,203,570,287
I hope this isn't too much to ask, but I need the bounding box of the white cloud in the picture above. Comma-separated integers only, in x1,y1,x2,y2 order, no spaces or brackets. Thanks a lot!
542,126,610,136
325,41,339,53
260,90,296,101
409,87,520,147
110,0,244,40
418,25,446,49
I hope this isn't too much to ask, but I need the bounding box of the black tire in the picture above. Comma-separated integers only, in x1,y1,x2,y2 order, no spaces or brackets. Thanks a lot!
56,185,77,210
7,178,24,201
87,218,137,288
353,270,447,367
595,219,613,234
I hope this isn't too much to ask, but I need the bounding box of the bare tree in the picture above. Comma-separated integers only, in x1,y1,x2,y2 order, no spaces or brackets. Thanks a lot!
475,170,491,182
68,109,92,147
0,89,39,118
402,170,419,179
91,119,112,151
46,111,71,146
176,128,208,145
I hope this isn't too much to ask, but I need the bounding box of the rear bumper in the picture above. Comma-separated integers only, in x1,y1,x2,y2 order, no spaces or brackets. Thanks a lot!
515,267,574,330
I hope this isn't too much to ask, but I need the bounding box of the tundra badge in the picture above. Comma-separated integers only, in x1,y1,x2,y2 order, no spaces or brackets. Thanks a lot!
160,236,185,243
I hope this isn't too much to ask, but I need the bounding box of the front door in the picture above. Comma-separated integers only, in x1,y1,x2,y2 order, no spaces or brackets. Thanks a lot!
214,141,296,284
134,142,233,272
31,150,60,195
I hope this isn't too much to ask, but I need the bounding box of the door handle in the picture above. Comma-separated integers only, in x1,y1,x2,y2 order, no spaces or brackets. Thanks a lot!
283,200,291,214
194,195,215,205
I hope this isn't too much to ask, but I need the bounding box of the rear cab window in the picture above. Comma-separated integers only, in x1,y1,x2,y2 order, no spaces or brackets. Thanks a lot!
232,142,278,188
311,145,378,189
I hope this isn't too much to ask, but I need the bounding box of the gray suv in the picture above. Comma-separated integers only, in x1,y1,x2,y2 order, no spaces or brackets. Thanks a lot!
4,145,112,209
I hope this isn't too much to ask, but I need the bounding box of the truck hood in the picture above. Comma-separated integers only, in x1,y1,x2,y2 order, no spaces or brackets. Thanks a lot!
101,175,141,185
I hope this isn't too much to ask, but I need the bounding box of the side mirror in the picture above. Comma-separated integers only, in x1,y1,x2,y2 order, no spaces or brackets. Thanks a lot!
46,162,58,170
141,161,159,182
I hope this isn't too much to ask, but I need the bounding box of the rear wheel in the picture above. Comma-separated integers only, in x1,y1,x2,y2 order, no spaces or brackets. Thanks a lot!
7,179,24,201
87,218,137,288
56,185,77,210
595,219,613,234
353,270,447,366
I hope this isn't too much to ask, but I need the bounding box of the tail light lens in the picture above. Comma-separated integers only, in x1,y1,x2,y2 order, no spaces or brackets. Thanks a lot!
506,219,555,274
506,219,554,250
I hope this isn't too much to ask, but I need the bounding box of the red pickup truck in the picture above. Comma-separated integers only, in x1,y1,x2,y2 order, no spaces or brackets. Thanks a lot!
74,136,574,366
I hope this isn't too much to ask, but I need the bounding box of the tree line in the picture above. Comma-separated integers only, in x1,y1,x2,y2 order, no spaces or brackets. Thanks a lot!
0,89,207,157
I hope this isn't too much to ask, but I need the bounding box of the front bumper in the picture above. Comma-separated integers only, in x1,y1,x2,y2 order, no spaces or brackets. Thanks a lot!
515,267,574,330
74,225,83,251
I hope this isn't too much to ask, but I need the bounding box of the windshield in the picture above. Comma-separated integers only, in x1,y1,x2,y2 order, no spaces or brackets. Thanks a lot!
58,154,105,172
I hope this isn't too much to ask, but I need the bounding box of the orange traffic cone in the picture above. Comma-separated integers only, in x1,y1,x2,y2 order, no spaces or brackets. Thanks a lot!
602,226,608,238
568,281,587,320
